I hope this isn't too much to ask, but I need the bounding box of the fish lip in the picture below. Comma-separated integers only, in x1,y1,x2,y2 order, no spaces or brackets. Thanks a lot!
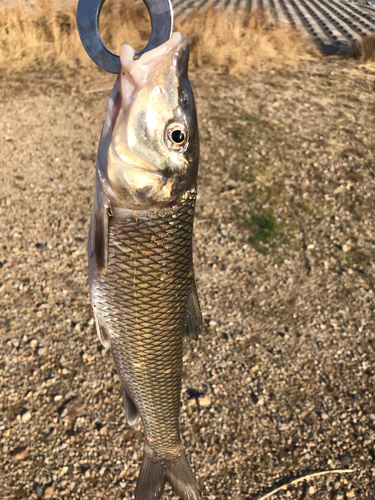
119,33,189,91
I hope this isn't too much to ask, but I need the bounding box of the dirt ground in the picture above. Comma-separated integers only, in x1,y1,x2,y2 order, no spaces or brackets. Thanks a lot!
1,57,375,500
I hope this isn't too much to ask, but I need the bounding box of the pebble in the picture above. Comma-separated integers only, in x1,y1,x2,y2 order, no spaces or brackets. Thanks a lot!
64,397,85,420
11,447,28,460
44,487,55,499
21,411,32,423
199,397,212,407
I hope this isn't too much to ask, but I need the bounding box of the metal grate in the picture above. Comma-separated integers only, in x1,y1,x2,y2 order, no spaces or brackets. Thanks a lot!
172,0,375,53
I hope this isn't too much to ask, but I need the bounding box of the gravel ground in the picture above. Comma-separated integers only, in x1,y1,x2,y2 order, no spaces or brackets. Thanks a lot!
1,58,375,499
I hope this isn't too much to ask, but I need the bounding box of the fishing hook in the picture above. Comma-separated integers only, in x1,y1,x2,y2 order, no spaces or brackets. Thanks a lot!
77,0,174,74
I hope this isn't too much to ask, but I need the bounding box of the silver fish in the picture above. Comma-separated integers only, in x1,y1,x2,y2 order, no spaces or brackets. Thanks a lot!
88,32,202,500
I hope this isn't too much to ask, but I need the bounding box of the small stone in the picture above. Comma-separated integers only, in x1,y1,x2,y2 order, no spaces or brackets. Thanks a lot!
308,485,315,494
307,244,314,249
61,466,69,475
342,244,349,253
257,396,265,406
38,347,47,355
99,426,107,435
21,411,32,423
54,395,63,402
346,492,355,499
44,487,54,498
11,446,28,460
85,470,91,478
199,396,212,407
34,484,43,497
65,397,85,420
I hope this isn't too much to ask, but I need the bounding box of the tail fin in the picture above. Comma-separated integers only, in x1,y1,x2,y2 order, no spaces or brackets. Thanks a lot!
165,451,201,500
135,449,200,500
135,452,165,500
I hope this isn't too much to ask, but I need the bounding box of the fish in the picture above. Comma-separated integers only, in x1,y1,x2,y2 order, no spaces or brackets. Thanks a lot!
87,32,202,500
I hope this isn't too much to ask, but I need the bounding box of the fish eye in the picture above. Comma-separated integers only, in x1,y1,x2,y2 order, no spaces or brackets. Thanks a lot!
166,123,188,151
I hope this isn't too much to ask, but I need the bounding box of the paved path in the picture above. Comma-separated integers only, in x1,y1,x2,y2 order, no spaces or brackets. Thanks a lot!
173,0,375,53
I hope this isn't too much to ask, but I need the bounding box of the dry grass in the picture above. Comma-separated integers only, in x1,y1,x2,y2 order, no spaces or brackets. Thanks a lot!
0,0,318,76
179,8,319,73
0,0,149,73
357,31,375,63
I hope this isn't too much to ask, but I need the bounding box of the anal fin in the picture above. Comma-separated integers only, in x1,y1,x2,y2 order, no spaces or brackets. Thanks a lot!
182,282,202,341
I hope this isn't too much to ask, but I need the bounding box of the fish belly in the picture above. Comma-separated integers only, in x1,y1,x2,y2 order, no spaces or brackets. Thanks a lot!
93,187,196,459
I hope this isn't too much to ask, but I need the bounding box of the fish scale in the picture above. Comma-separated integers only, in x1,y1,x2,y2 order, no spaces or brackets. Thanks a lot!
94,188,196,459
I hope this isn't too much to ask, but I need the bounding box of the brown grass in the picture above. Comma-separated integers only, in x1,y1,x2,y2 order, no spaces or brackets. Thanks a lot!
0,0,318,77
180,8,319,73
357,31,375,63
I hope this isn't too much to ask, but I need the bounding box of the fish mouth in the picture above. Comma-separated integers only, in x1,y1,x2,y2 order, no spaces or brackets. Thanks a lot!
119,32,189,92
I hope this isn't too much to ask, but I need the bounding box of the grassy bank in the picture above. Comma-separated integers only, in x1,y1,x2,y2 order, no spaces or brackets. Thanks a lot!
0,0,318,76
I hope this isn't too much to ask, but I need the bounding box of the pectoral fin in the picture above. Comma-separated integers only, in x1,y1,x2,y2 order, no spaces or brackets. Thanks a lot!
182,282,202,341
95,198,110,274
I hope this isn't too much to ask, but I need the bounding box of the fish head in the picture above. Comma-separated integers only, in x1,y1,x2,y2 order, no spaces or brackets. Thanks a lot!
100,32,199,210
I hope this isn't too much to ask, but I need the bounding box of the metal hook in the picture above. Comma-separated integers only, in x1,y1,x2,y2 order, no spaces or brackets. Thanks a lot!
77,0,174,74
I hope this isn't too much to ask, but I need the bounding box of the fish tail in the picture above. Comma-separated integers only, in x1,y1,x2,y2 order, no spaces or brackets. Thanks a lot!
165,451,201,500
135,451,165,500
135,448,200,500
